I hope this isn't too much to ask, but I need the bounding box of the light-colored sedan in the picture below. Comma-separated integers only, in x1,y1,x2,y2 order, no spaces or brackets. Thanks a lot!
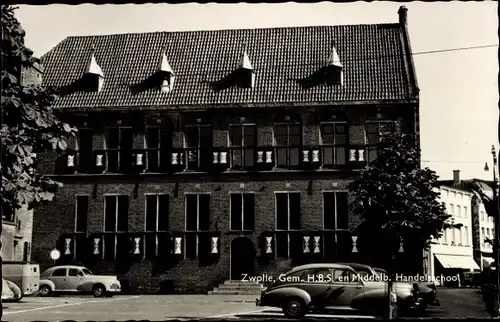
39,265,121,297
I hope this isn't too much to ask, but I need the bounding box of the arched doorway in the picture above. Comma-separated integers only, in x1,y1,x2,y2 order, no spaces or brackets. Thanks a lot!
230,237,256,280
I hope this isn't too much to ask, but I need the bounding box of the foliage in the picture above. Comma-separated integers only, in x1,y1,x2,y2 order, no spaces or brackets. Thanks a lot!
348,131,459,255
1,5,76,214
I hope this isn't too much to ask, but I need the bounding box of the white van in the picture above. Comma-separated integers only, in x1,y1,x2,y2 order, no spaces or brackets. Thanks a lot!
3,261,40,299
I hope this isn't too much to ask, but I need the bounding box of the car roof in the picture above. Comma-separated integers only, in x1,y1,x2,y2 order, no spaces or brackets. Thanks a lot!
43,265,86,273
288,263,354,274
337,262,374,270
373,267,387,272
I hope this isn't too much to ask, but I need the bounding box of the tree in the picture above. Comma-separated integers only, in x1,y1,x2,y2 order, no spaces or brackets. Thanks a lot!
348,132,459,265
1,5,76,311
348,131,460,318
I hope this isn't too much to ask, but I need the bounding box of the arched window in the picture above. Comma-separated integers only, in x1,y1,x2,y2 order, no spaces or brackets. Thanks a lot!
273,114,302,168
229,117,257,169
145,115,172,172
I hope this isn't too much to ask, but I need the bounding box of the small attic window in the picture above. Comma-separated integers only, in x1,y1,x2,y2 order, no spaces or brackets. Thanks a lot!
236,45,255,88
85,45,104,92
324,46,343,86
158,48,175,93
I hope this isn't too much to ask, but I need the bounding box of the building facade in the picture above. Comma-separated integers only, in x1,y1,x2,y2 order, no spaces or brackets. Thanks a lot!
1,205,33,262
32,7,419,293
436,171,496,273
424,170,479,286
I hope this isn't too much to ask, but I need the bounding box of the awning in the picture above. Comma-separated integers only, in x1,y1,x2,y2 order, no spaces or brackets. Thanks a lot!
435,254,480,270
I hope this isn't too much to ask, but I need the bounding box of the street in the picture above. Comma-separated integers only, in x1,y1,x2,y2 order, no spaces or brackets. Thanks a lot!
1,287,490,321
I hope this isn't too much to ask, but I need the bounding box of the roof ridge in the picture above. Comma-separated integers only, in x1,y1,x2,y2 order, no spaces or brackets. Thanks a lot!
63,22,400,40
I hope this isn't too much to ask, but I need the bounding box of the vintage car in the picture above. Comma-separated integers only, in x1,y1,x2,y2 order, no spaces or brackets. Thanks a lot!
255,263,423,318
39,265,121,297
2,278,23,302
338,263,439,308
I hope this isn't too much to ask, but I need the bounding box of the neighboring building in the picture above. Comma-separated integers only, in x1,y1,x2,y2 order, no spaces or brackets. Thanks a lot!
1,205,33,262
1,63,44,263
425,170,479,286
32,7,419,293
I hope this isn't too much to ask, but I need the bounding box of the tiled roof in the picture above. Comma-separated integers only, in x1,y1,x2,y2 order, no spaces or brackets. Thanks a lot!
40,24,417,110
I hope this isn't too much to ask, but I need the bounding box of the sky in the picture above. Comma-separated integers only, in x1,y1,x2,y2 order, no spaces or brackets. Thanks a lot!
15,2,499,181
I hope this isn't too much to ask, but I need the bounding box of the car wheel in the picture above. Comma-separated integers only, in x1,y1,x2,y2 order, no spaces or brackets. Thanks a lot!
282,298,306,318
92,284,105,298
39,285,52,297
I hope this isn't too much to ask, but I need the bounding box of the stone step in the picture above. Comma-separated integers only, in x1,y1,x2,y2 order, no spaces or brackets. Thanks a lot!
224,280,261,285
208,290,262,295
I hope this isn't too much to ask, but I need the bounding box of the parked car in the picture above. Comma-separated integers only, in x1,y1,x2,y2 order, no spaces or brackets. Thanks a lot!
39,265,121,297
3,261,40,299
2,278,23,302
462,271,482,288
338,262,439,308
256,263,423,318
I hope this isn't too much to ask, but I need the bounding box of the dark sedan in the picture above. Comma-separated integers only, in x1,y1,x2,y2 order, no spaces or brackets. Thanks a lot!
256,263,424,318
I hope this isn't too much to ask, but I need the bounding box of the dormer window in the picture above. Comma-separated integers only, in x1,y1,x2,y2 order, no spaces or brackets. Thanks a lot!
158,48,175,93
324,46,343,86
236,46,255,88
85,45,104,92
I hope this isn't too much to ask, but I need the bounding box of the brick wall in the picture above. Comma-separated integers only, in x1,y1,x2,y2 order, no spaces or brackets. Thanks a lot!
32,174,361,293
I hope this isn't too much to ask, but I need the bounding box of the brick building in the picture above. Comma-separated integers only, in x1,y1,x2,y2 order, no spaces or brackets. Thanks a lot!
32,6,419,293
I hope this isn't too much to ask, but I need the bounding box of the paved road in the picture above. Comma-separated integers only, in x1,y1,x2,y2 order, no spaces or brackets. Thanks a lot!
423,287,490,318
1,287,490,321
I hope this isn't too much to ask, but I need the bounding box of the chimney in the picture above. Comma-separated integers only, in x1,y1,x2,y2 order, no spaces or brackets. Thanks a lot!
398,6,408,25
453,170,460,184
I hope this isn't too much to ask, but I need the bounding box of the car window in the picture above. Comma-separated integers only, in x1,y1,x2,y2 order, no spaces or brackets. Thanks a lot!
273,270,303,286
77,270,85,276
51,268,67,277
303,268,332,283
332,269,357,283
82,269,92,275
356,269,371,278
68,269,79,276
